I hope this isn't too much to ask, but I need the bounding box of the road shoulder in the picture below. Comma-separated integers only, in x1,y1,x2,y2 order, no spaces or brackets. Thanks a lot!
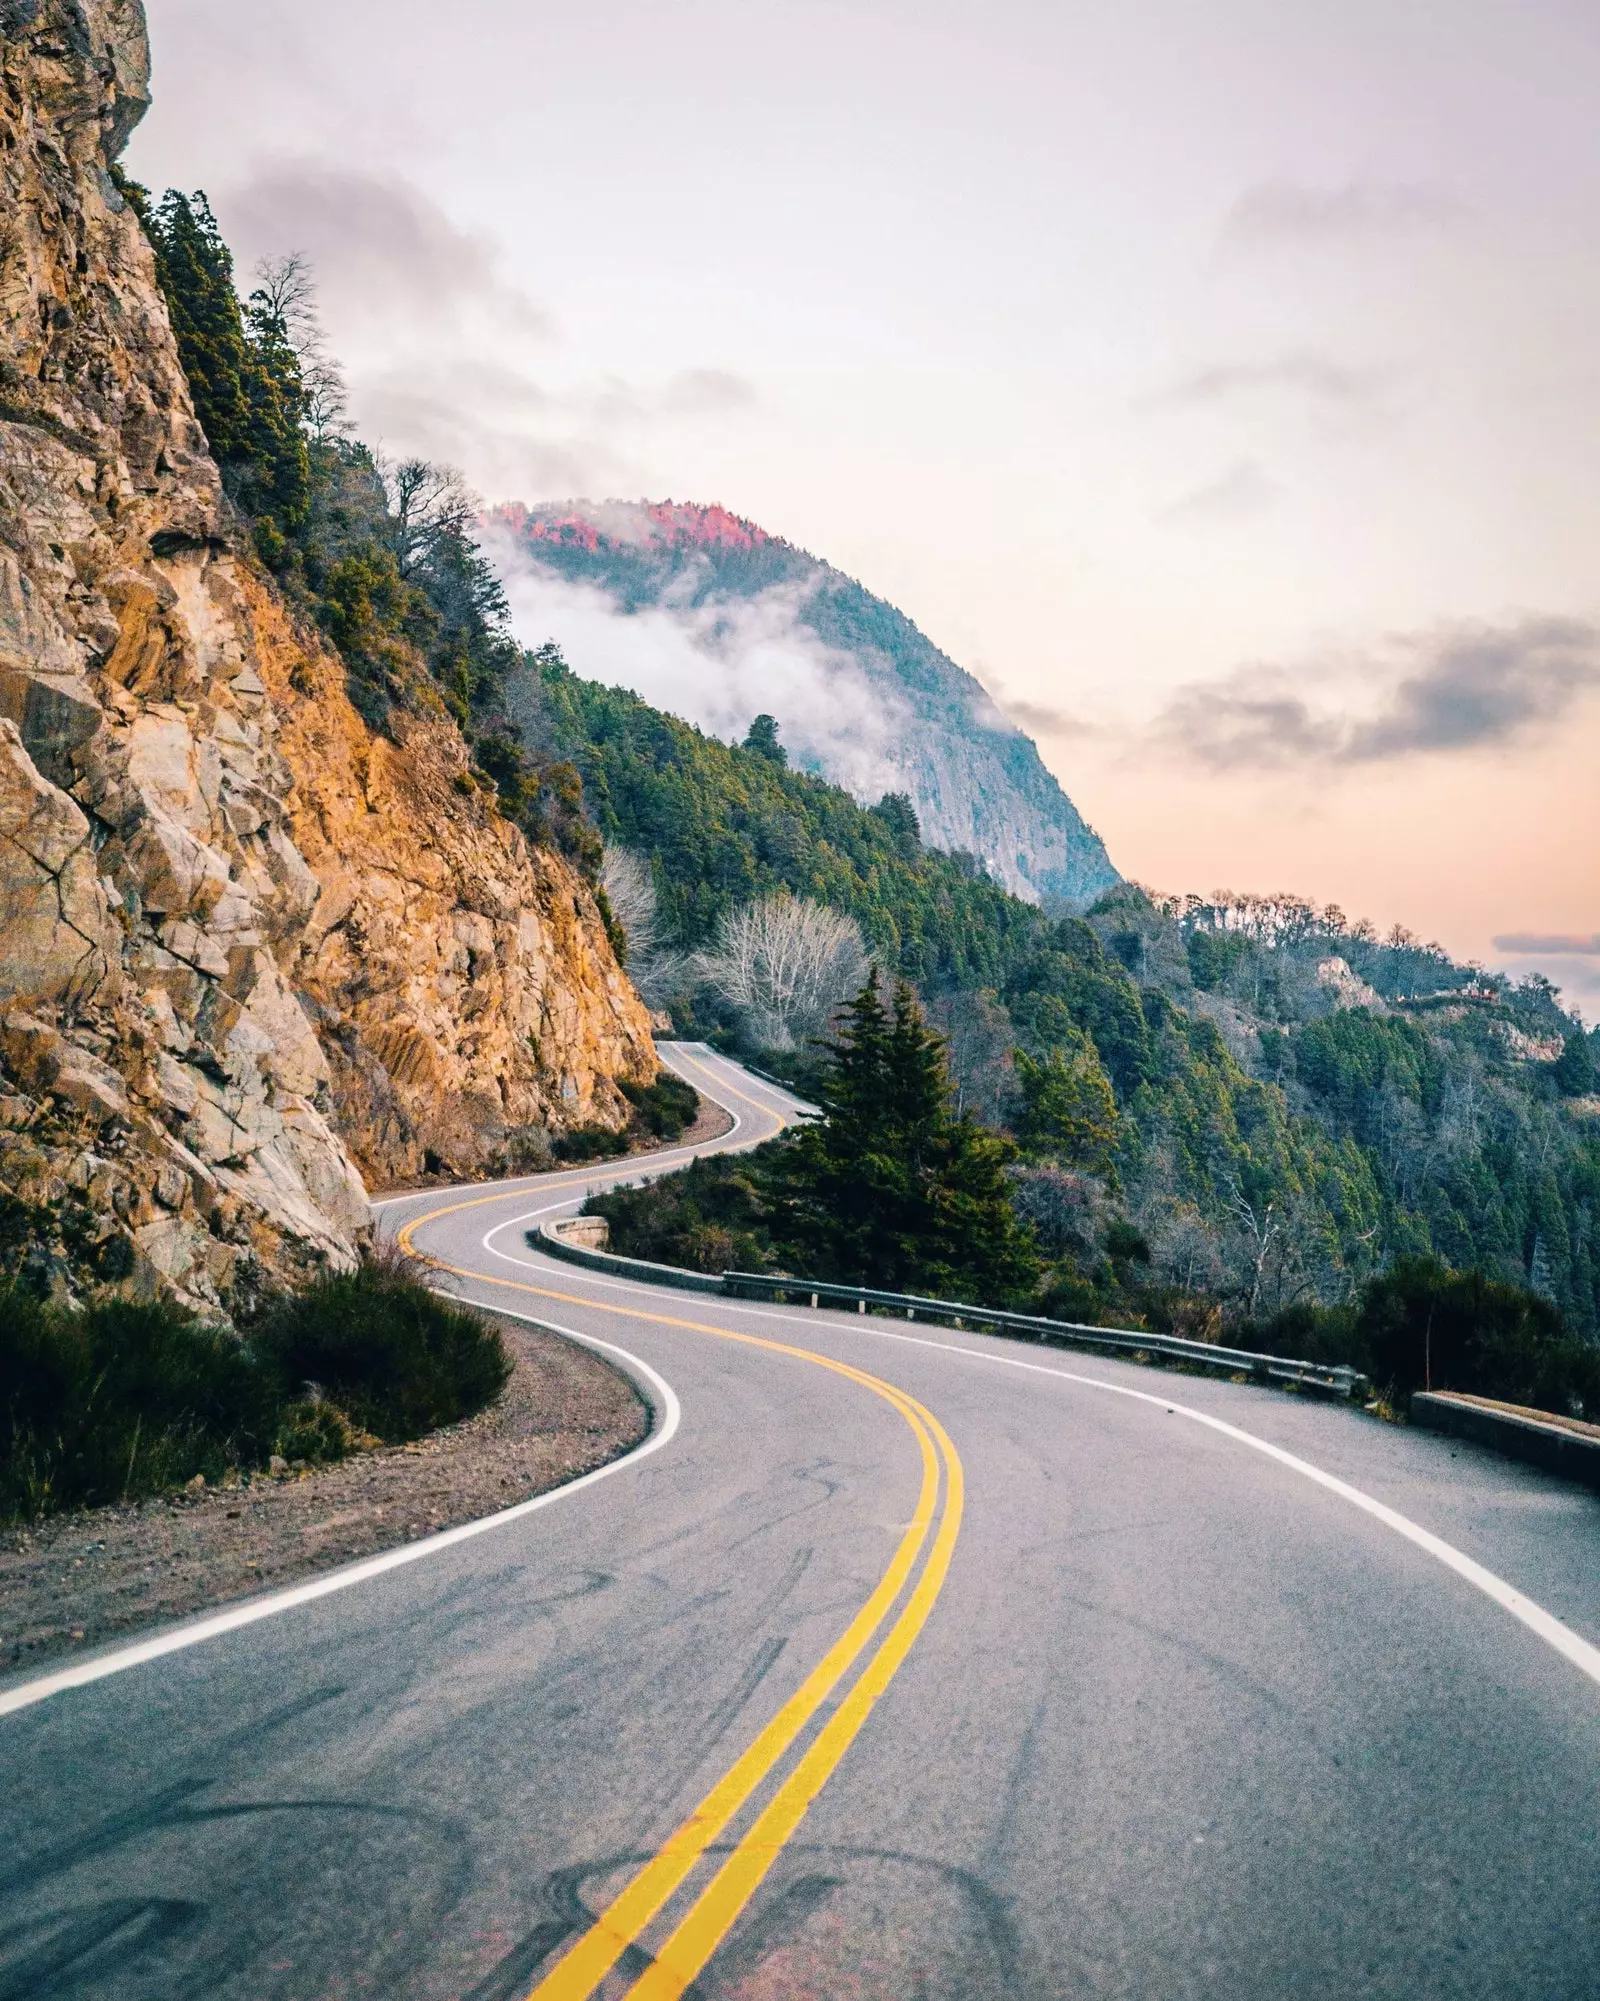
0,1315,648,1681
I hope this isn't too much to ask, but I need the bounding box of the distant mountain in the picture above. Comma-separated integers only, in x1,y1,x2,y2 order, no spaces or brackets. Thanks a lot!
488,500,1120,908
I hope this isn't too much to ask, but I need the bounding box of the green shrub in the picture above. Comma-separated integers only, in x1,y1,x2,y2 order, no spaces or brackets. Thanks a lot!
1242,1258,1600,1419
0,1288,276,1519
552,1123,621,1163
0,1254,510,1520
1356,1255,1600,1415
621,1071,699,1140
581,1150,782,1275
250,1251,509,1441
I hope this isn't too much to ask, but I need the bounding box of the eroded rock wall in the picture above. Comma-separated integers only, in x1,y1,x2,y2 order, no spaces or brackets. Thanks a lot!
0,0,654,1308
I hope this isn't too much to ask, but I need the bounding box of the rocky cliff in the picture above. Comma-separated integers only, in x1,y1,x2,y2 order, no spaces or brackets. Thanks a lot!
0,0,654,1310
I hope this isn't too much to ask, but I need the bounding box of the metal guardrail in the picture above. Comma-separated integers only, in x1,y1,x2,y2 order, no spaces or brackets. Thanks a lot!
721,1272,1367,1397
536,1221,1365,1397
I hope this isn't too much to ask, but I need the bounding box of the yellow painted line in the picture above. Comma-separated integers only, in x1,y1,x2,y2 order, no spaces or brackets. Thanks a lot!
384,1048,792,1234
623,1399,964,1999
393,1193,961,2001
663,1046,795,1125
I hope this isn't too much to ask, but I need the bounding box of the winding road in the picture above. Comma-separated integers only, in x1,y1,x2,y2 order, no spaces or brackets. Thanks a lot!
3,1043,1599,1998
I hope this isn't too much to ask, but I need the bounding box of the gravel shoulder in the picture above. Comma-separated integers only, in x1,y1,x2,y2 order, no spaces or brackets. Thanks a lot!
0,1316,650,1682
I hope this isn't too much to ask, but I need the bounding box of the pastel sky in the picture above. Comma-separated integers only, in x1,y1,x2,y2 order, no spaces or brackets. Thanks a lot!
129,0,1600,1015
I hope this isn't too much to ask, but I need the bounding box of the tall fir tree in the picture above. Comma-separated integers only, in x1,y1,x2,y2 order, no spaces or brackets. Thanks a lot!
135,188,309,535
764,974,1039,1300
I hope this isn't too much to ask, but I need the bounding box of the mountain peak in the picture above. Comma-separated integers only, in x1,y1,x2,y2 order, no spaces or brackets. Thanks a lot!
490,497,1120,909
498,498,774,557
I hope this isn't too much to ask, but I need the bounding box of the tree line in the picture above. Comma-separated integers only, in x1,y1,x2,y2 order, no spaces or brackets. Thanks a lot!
128,185,1600,1383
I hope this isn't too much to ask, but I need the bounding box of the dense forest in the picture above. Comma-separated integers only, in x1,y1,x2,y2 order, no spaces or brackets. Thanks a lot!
133,185,1600,1363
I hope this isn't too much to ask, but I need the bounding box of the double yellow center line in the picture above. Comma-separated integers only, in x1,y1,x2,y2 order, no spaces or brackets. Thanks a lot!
395,1190,964,2000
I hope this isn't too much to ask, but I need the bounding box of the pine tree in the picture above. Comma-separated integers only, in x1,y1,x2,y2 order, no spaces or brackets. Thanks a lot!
137,189,309,534
1011,1032,1119,1178
764,974,1038,1300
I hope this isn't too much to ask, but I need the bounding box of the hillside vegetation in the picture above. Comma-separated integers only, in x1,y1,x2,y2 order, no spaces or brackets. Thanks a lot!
496,500,1120,905
128,188,1600,1372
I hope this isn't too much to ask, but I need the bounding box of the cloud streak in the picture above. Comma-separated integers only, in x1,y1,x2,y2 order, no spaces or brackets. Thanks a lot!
1155,616,1600,767
1147,351,1384,412
1495,932,1600,956
224,158,551,342
1220,178,1468,250
215,158,757,502
1159,460,1278,527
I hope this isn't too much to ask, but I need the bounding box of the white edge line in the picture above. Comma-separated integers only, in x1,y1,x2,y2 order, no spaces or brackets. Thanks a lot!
450,1235,1600,1696
0,1308,682,1722
367,1043,773,1214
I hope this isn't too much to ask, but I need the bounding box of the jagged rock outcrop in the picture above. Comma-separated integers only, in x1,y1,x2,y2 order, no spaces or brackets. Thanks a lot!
0,0,654,1308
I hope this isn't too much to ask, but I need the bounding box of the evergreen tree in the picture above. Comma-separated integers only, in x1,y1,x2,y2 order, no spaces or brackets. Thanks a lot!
1553,1031,1596,1097
1012,1034,1119,1178
137,189,309,534
742,713,787,764
763,975,1039,1299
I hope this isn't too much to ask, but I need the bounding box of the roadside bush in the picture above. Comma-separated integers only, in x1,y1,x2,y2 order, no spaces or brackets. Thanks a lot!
1355,1256,1600,1416
1238,1300,1360,1369
0,1288,275,1519
553,1072,701,1163
251,1249,509,1441
0,1253,510,1521
1239,1258,1600,1419
621,1071,698,1140
552,1124,619,1163
582,1148,785,1275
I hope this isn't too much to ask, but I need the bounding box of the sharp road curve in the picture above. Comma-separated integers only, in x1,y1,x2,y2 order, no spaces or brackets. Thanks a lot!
3,1045,1598,1998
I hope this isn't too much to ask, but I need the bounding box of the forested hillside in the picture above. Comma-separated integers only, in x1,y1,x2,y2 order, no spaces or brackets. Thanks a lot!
126,186,1600,1349
493,499,1120,906
512,646,1037,988
510,636,1598,1341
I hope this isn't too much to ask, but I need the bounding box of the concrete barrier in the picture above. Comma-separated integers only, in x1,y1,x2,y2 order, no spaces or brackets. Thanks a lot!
1411,1392,1600,1492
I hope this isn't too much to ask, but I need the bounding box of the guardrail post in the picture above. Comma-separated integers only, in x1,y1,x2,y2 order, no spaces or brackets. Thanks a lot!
858,1296,866,1314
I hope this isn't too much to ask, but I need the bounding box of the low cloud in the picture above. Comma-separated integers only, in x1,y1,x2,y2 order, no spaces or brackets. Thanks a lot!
1220,178,1468,251
975,678,1093,741
998,697,1092,739
1495,932,1600,956
1147,352,1384,413
1159,461,1278,527
483,529,912,803
223,158,550,342
1156,616,1600,767
214,158,757,502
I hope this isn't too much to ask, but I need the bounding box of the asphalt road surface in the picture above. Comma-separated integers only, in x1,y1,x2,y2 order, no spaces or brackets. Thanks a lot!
3,1043,1599,1999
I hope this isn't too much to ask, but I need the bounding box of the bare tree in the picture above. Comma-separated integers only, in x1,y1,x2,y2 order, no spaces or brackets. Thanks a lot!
601,845,687,1007
926,987,1013,1123
250,252,350,443
380,456,476,578
601,845,659,960
1222,1174,1339,1318
1144,1199,1224,1294
1009,1163,1107,1257
693,894,868,1049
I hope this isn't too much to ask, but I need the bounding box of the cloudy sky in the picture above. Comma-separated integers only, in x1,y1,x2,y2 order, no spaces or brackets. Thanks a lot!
129,0,1600,1014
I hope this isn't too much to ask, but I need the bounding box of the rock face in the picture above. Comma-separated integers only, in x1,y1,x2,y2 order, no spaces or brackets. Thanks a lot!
0,1,654,1309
